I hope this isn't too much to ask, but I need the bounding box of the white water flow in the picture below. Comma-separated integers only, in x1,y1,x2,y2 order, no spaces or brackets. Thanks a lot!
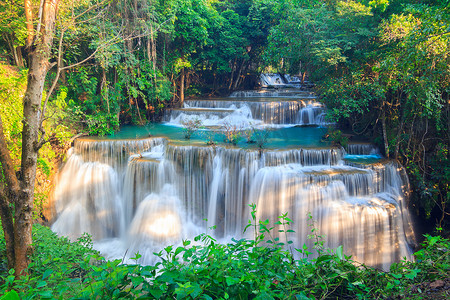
164,87,327,128
51,85,415,270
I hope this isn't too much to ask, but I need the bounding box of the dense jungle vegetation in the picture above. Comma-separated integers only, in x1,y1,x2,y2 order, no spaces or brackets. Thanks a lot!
0,0,449,298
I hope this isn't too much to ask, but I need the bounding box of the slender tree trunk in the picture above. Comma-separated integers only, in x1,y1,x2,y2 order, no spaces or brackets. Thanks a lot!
2,33,24,67
381,106,389,159
147,38,151,65
180,68,185,106
2,33,17,65
101,68,110,114
15,46,24,68
0,193,15,269
233,59,246,90
228,59,236,90
150,23,157,85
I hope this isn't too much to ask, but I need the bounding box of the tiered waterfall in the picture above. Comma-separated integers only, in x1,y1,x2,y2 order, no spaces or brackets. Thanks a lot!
51,85,415,270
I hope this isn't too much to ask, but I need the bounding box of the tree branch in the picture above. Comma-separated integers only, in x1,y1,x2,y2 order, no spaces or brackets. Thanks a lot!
72,0,110,21
35,0,45,41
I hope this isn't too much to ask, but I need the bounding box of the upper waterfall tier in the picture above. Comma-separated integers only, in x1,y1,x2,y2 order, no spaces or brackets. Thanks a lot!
229,90,315,98
164,96,328,127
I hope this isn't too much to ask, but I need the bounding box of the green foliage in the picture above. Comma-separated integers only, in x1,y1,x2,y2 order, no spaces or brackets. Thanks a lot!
253,128,270,149
181,118,203,139
222,121,242,145
0,64,26,164
319,74,385,123
85,113,120,136
264,0,377,77
1,213,450,299
0,0,27,65
242,126,270,149
0,224,96,299
325,129,349,148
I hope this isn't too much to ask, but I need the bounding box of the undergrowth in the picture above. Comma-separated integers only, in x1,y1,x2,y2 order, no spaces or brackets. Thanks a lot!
0,207,449,299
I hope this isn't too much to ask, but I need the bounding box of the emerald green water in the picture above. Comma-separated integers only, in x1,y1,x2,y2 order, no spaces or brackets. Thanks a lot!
109,123,330,149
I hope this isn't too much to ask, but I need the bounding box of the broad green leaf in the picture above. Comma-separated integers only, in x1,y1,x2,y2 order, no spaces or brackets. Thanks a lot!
336,245,344,260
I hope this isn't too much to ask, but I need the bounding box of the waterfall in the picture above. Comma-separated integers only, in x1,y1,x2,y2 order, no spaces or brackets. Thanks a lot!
347,143,381,155
259,73,287,87
164,99,328,127
52,139,415,268
51,84,415,269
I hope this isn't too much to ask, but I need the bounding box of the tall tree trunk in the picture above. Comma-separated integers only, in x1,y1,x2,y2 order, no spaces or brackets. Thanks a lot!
180,68,185,106
150,23,157,85
12,0,59,275
101,68,110,114
228,59,236,90
147,38,151,68
233,59,246,90
381,107,389,159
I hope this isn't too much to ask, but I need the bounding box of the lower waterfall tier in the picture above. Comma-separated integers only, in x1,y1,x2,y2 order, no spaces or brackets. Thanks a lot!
51,137,415,270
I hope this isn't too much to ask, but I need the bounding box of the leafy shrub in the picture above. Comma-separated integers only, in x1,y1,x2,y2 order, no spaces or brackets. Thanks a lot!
0,224,96,299
181,118,203,139
325,129,349,148
222,121,242,145
1,213,449,299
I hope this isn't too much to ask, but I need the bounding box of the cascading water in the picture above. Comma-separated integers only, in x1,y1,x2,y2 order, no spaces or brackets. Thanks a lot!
164,89,328,127
259,73,287,87
51,83,415,270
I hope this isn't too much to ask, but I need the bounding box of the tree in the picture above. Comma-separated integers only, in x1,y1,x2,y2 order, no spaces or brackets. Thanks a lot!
0,0,60,276
0,0,27,67
169,0,209,105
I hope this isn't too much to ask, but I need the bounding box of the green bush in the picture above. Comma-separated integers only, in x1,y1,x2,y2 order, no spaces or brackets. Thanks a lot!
325,129,349,148
181,118,203,139
1,212,449,299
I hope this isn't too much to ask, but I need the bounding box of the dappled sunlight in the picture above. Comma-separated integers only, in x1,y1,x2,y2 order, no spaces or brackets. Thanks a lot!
145,211,182,239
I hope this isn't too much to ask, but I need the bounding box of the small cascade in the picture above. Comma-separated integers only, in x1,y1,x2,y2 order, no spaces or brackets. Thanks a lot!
250,164,411,269
229,90,315,98
51,82,415,268
260,73,287,87
347,143,381,156
74,137,166,172
165,98,327,127
284,74,301,84
297,102,327,125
